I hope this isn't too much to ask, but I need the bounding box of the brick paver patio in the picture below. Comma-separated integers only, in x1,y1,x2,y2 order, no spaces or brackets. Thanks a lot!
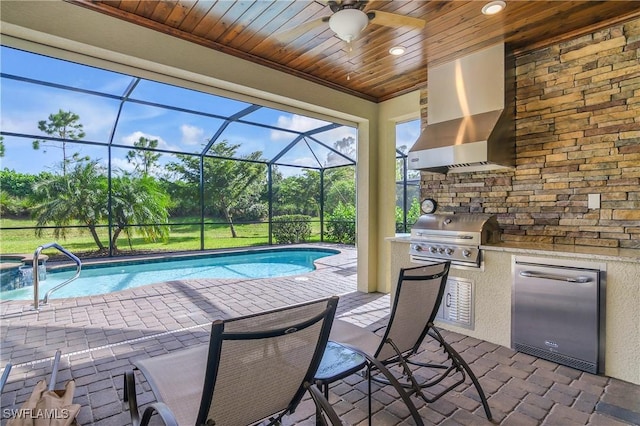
1,245,639,425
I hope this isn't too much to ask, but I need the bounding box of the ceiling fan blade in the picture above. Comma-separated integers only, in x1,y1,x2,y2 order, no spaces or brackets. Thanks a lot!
272,17,330,43
368,10,426,30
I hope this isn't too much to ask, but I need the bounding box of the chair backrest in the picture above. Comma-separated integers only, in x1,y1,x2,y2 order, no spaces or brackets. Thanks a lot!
375,262,450,362
197,296,339,425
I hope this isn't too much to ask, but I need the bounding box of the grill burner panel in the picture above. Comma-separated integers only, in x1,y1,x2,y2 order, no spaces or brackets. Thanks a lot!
410,214,501,268
410,243,479,266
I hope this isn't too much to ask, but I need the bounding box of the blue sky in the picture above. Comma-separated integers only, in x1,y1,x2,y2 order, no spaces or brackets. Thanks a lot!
1,46,418,176
396,119,420,154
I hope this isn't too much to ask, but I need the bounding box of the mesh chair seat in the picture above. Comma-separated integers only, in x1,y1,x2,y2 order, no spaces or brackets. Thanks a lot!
134,345,208,425
329,321,381,356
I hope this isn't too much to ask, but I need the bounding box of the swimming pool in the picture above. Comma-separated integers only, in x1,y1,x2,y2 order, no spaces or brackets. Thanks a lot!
0,248,339,301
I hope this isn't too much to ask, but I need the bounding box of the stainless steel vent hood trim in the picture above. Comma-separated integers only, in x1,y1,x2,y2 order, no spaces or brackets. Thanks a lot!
409,43,515,174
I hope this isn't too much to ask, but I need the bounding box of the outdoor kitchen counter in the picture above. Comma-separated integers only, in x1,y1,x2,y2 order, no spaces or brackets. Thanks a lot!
389,236,640,262
387,237,640,385
482,242,640,263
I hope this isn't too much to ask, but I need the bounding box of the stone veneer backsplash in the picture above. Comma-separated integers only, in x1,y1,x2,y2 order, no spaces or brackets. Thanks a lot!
419,17,640,249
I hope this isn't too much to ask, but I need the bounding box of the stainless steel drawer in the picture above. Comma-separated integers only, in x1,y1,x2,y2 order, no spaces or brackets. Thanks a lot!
512,257,605,374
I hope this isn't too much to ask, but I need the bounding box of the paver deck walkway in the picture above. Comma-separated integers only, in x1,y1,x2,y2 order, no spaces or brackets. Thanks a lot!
1,244,639,425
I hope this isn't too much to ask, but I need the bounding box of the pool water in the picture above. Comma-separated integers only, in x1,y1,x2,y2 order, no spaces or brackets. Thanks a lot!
0,248,338,301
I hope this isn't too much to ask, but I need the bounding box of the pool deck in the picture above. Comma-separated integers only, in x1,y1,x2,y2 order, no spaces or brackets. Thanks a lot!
1,244,639,425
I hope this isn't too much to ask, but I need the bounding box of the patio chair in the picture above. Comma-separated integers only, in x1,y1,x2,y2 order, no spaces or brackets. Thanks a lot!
330,262,493,421
124,296,342,426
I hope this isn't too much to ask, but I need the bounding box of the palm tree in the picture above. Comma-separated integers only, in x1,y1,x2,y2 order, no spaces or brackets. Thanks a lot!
110,174,170,252
31,158,108,251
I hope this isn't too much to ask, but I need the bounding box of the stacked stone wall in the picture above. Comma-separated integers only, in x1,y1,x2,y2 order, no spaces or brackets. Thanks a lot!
419,18,640,248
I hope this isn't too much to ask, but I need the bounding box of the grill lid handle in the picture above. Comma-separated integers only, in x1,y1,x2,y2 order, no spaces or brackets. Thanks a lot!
413,232,474,239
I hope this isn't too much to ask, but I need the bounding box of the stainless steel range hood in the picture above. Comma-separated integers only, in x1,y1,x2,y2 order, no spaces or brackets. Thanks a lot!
409,44,515,174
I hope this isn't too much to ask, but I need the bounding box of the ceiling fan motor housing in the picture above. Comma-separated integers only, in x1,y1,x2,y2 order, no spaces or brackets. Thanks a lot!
328,0,367,13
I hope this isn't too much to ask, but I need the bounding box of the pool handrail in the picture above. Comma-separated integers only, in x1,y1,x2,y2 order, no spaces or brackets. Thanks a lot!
33,243,82,310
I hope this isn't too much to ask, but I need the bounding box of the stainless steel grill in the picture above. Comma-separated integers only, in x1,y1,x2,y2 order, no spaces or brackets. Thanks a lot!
409,214,501,269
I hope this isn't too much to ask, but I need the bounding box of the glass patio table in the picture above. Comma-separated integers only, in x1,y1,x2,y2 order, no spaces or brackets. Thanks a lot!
314,341,367,423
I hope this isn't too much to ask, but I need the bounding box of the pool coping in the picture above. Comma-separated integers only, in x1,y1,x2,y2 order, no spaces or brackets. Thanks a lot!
0,243,353,304
43,244,343,273
0,254,49,272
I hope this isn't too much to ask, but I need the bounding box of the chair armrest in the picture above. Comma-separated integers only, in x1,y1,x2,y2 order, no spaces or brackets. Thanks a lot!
140,403,179,426
305,382,343,426
124,370,179,426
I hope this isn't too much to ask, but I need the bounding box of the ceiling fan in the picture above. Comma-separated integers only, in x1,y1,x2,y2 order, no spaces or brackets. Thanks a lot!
273,0,426,44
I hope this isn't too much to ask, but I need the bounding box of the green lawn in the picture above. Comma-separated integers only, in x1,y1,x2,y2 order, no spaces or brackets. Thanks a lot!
0,217,323,257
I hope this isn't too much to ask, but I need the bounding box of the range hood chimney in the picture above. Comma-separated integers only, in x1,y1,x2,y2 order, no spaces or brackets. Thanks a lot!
408,43,515,173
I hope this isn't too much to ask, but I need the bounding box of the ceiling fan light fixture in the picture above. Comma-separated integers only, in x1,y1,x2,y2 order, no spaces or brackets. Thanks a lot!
389,46,406,56
482,1,506,15
329,8,369,42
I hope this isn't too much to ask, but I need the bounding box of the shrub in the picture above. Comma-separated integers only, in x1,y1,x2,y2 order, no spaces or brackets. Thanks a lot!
395,198,421,232
326,202,356,244
0,191,31,217
272,214,312,244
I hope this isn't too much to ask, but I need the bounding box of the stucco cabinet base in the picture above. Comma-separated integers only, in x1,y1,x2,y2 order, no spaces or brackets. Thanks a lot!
388,238,640,385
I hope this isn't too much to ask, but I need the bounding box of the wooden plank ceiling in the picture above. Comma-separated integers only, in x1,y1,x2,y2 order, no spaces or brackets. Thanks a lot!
67,0,640,102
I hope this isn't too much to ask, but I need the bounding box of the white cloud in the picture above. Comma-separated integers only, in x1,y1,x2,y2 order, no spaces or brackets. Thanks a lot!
120,131,178,151
397,138,416,150
181,124,205,146
1,84,117,141
0,114,40,135
311,127,358,160
396,122,420,152
108,157,136,174
291,156,319,167
270,114,330,141
318,127,357,145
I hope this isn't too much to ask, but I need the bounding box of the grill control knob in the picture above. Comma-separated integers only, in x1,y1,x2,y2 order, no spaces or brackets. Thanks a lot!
412,244,423,252
462,249,472,258
445,248,454,255
429,246,438,254
437,247,445,254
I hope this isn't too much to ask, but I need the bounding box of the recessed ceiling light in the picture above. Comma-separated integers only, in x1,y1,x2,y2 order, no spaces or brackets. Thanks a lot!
482,1,506,15
389,46,406,56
